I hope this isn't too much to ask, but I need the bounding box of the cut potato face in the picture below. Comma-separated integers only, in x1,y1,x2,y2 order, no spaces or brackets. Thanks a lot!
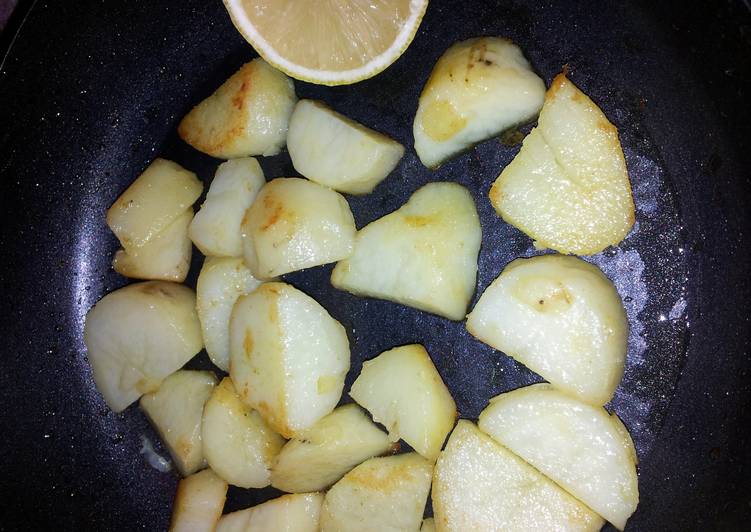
201,378,285,488
467,254,627,405
113,208,193,282
413,37,545,168
350,344,456,461
170,468,228,532
189,158,265,257
218,493,323,532
242,177,356,279
320,453,433,532
271,403,393,493
230,282,350,437
139,370,217,476
106,158,203,249
489,73,635,255
287,99,405,194
178,58,297,159
331,182,481,320
421,518,436,532
196,257,263,371
83,281,203,412
433,420,604,532
478,384,639,530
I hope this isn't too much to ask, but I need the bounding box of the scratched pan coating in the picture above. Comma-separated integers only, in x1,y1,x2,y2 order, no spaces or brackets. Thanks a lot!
0,0,749,530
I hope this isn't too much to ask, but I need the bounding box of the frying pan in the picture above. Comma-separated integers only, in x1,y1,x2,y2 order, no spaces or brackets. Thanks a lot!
0,0,749,530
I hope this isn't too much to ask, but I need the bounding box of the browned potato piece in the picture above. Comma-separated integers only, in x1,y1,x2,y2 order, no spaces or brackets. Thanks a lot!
178,58,297,159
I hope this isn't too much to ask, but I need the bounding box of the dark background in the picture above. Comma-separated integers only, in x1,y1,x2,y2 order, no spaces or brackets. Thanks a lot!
1,1,749,530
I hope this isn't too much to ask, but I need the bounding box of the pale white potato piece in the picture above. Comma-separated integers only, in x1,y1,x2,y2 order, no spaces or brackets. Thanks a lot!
271,403,393,492
216,508,253,532
478,384,639,530
466,254,627,405
189,158,265,257
331,182,481,320
413,37,545,168
169,468,228,532
83,281,203,412
433,420,604,532
140,370,217,476
241,177,356,279
218,493,323,532
201,378,285,488
320,453,433,532
490,73,635,255
196,257,263,371
229,282,350,437
113,209,193,282
421,518,436,532
288,99,405,194
106,158,203,249
178,58,297,158
350,344,456,461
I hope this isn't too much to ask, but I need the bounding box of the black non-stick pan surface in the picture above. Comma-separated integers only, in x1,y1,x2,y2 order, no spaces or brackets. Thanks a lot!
1,0,749,530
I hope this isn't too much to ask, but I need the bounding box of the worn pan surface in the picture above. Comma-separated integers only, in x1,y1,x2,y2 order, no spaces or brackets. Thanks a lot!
0,0,749,530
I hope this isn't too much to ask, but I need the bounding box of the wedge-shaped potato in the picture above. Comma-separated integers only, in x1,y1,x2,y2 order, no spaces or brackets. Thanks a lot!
350,344,456,461
113,209,193,282
83,281,203,412
106,158,203,249
170,468,227,532
271,404,393,492
331,182,481,320
196,257,263,371
413,37,545,168
178,58,297,158
421,518,436,532
229,282,350,437
466,254,627,405
140,370,217,476
490,73,635,255
287,100,405,194
478,384,639,530
242,177,356,279
320,453,433,532
201,378,285,488
217,493,323,532
189,158,265,257
433,420,604,532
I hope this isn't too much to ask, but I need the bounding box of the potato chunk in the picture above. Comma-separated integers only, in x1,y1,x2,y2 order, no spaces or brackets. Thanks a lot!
350,344,456,461
331,182,481,320
413,37,545,168
433,420,604,532
170,468,227,532
229,282,350,437
83,281,203,412
217,493,323,532
271,404,393,492
320,453,433,532
466,254,627,405
140,370,217,476
196,257,263,371
189,158,265,257
106,158,202,249
201,378,285,488
113,209,193,282
178,58,297,158
489,73,635,254
287,100,404,194
478,384,639,530
242,177,356,279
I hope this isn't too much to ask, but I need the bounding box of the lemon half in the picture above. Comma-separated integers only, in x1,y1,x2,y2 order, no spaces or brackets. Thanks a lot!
223,0,429,85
